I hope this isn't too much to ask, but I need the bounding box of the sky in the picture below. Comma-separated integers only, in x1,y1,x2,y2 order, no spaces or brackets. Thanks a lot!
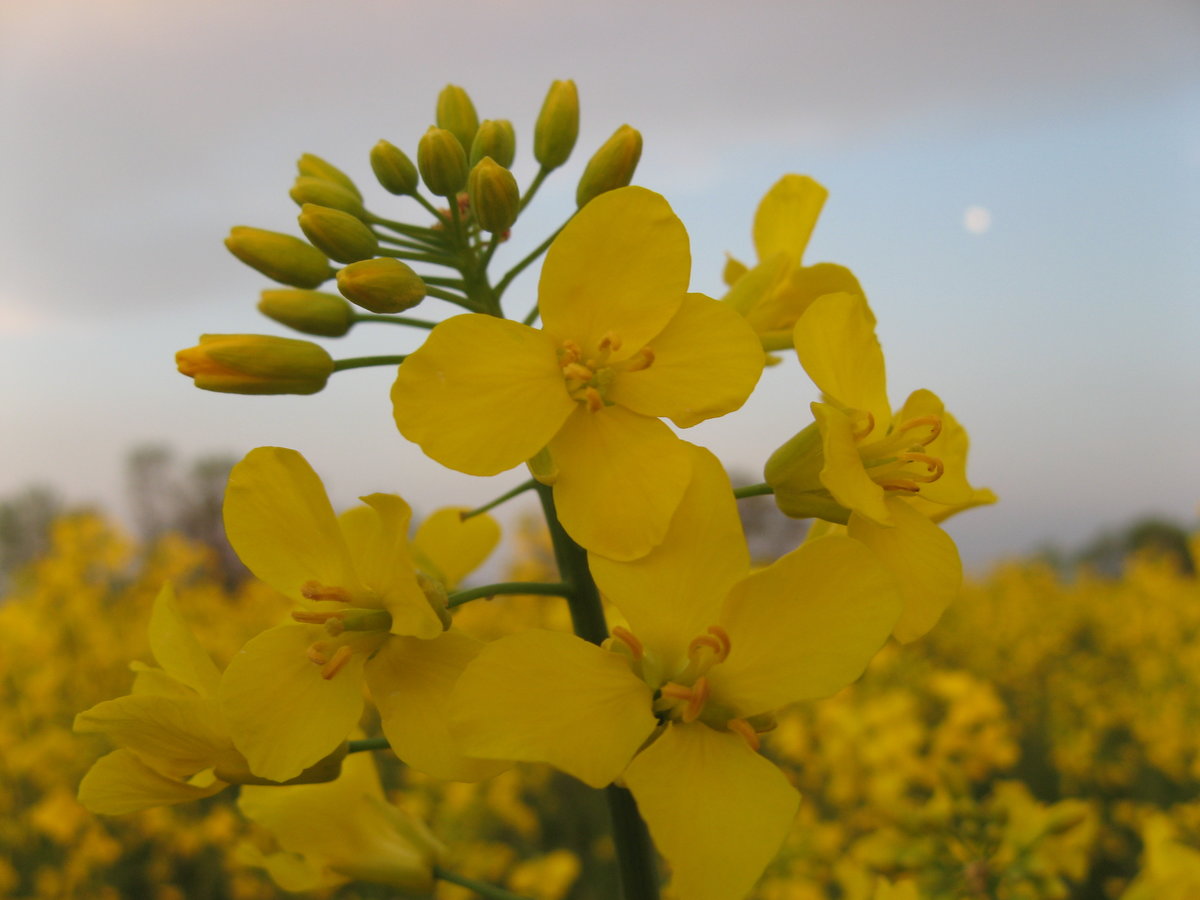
2,0,1198,570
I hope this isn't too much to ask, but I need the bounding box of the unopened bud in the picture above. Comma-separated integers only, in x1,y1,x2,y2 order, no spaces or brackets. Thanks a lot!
370,140,419,195
763,422,850,522
298,203,379,264
469,119,516,168
296,153,362,201
176,334,333,395
534,79,579,170
290,176,366,218
337,257,427,313
468,158,520,233
258,289,354,337
224,226,333,289
435,84,479,154
576,124,643,208
417,127,469,197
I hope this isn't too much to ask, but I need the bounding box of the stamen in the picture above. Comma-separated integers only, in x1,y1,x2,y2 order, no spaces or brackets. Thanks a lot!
305,642,331,666
320,645,354,680
558,340,582,366
610,626,644,660
727,718,761,752
598,331,623,353
301,581,352,603
660,682,693,701
852,411,876,442
899,452,944,483
683,677,709,723
562,362,595,382
291,610,347,624
624,347,655,372
706,626,731,661
584,387,604,412
688,634,724,660
880,479,920,493
896,414,942,446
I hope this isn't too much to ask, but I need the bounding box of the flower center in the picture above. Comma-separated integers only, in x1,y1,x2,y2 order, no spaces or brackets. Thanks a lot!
855,413,945,494
557,332,655,411
293,582,395,680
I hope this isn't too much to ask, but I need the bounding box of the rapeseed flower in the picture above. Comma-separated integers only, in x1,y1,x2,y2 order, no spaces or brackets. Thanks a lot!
391,186,763,560
450,446,901,900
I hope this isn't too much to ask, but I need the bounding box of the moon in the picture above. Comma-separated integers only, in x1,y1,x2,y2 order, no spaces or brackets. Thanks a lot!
963,205,992,235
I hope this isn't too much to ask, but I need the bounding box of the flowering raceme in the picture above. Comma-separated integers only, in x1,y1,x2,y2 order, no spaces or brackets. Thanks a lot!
391,186,764,560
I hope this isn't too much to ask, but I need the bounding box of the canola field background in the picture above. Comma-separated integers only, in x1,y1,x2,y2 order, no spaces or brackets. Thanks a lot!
3,512,1198,900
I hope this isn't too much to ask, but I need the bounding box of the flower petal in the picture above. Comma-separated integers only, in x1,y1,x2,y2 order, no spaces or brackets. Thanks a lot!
895,389,987,510
714,536,901,717
78,749,225,815
623,723,799,900
752,174,827,265
365,630,509,782
450,630,656,789
812,402,892,526
148,583,221,698
549,406,692,561
539,187,688,362
224,447,359,602
391,315,574,476
589,445,747,676
848,499,962,643
743,262,864,337
795,293,891,437
607,293,764,428
73,694,229,779
411,507,502,591
220,624,366,782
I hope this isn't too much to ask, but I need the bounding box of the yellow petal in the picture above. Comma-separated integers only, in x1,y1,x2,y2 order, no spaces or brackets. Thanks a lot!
224,447,360,602
450,630,656,789
795,293,891,437
237,845,333,894
722,252,792,318
130,663,198,699
607,293,764,428
539,186,688,363
743,262,863,337
812,402,892,526
623,723,799,900
753,174,827,265
549,406,692,561
411,507,502,591
338,495,442,639
848,499,962,643
589,445,747,676
365,630,509,782
219,624,366,782
148,583,221,698
78,749,225,815
392,315,574,475
895,389,986,509
722,253,749,287
714,536,901,717
73,694,229,779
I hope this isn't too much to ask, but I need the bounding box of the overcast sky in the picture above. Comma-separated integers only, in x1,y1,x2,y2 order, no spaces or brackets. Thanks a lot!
2,0,1198,569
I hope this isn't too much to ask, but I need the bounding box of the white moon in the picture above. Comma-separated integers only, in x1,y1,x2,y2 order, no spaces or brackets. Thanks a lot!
963,205,992,234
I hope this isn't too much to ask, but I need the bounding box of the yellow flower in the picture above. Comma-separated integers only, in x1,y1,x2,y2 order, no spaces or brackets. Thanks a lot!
218,446,505,783
391,186,764,560
237,750,445,894
450,446,901,900
723,175,863,351
766,292,994,641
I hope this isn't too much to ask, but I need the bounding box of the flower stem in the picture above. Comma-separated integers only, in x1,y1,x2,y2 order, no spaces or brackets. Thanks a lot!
351,313,439,329
346,737,391,754
607,786,661,900
447,581,573,608
434,866,537,900
461,478,537,519
332,355,407,372
733,482,774,499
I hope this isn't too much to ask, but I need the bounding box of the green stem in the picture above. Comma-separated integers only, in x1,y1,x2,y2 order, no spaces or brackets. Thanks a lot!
519,167,550,212
425,285,475,306
366,212,445,245
332,354,407,372
373,231,437,253
413,192,453,230
461,478,537,519
346,737,390,754
521,304,540,326
606,786,661,900
493,223,566,302
534,482,608,645
375,246,461,267
447,581,573,608
351,313,439,330
733,482,774,499
434,866,537,900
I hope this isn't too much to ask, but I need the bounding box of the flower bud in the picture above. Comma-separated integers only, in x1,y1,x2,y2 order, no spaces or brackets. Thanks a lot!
337,257,427,313
298,203,379,264
258,289,354,337
289,176,366,218
176,334,333,395
534,79,579,170
468,158,520,233
763,422,850,522
469,119,516,168
370,140,419,195
296,153,362,201
576,124,643,208
224,226,334,289
435,84,479,154
417,127,469,197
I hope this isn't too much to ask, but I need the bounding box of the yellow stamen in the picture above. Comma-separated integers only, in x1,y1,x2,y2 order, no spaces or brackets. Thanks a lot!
880,479,921,493
301,581,352,603
558,340,582,366
727,718,761,752
899,452,944,482
320,645,354,680
610,626,644,660
562,362,595,382
688,633,724,660
584,387,604,412
624,346,655,372
598,331,623,353
896,414,942,446
683,676,709,723
707,625,731,661
306,642,330,666
291,610,347,624
852,411,876,442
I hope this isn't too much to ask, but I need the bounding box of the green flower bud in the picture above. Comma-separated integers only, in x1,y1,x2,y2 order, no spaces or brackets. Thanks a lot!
534,79,579,170
289,176,366,218
337,257,427,314
417,127,469,197
468,158,520,233
296,153,362,201
176,334,333,395
298,203,379,264
370,140,419,195
576,125,643,208
224,226,333,289
469,119,516,168
763,422,852,523
258,289,354,337
435,84,479,154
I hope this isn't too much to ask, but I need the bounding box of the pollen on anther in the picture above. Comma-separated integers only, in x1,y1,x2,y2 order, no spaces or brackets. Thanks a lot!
598,331,623,353
625,347,655,372
852,411,876,442
301,581,352,603
611,626,644,660
320,645,354,680
306,642,330,666
584,387,604,412
898,414,942,445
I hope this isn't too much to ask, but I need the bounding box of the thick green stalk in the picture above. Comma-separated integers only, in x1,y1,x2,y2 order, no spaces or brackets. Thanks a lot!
733,482,774,499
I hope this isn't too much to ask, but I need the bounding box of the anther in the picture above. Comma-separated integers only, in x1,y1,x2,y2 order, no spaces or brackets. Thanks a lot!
896,414,942,445
610,626,644,660
306,642,331,666
558,340,582,366
291,610,347,624
688,634,724,660
727,718,761,752
562,362,595,382
320,645,354,680
624,347,655,372
584,387,604,412
301,581,353,603
598,331,623,353
899,452,944,482
852,411,876,442
683,677,709,723
706,626,731,661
